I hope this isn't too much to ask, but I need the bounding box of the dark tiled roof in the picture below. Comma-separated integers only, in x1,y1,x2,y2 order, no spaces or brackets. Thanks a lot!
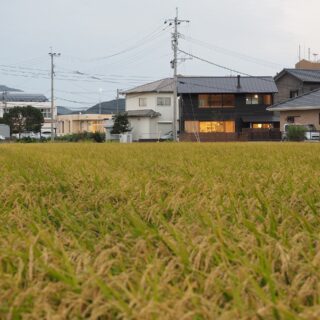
126,109,161,118
1,92,48,102
267,88,320,111
275,69,320,83
124,78,174,94
85,99,125,114
177,76,278,94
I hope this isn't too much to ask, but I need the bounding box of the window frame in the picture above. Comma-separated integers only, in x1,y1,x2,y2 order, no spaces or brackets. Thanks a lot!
157,97,171,106
139,97,147,107
198,94,235,108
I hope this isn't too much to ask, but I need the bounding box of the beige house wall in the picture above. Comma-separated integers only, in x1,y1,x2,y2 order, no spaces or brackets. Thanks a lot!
295,59,320,70
279,109,320,130
57,114,112,135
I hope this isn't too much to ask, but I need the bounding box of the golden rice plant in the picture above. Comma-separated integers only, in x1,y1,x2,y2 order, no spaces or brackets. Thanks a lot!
0,142,320,319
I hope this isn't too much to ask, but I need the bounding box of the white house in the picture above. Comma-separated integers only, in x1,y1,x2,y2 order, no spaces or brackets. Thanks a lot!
0,92,56,134
123,78,178,141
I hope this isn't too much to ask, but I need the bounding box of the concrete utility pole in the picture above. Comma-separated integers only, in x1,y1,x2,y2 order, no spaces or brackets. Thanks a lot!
116,89,121,114
99,88,103,114
2,91,7,114
49,48,61,141
165,8,189,141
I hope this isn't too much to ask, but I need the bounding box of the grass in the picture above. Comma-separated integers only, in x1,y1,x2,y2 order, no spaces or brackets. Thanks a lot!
1,142,320,319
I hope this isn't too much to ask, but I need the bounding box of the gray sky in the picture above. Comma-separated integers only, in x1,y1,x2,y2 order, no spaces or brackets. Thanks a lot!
1,0,319,109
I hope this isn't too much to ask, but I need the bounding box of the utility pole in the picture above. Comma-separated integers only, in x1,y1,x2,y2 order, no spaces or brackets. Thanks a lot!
2,91,7,114
99,88,102,114
49,48,61,141
116,89,121,114
165,8,189,141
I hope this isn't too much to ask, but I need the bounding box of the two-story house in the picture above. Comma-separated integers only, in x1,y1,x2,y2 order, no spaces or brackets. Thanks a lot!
123,78,176,141
274,69,320,103
178,76,279,141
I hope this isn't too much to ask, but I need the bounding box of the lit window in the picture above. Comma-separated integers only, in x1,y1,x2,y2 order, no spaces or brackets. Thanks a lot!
199,121,235,133
185,121,199,133
263,95,272,105
199,94,235,108
246,94,259,105
139,98,147,107
157,97,171,106
252,123,273,129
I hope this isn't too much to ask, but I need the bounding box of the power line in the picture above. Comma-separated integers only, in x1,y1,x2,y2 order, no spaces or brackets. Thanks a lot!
178,49,252,77
181,35,286,70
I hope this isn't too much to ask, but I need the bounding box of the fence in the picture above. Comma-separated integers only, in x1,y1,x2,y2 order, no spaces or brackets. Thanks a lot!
180,129,282,142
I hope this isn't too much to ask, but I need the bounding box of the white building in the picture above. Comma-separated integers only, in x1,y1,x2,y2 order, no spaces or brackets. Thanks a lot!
0,92,56,133
124,78,178,141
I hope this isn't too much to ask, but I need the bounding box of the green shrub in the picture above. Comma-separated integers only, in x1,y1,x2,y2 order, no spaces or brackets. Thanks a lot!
286,125,306,141
55,132,105,143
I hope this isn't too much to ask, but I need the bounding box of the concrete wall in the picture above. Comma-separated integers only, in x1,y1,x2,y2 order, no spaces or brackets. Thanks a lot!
57,114,112,135
296,60,320,70
129,117,161,140
279,109,320,130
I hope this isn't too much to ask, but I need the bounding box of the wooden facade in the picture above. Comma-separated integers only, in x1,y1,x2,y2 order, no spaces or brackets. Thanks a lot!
179,92,279,136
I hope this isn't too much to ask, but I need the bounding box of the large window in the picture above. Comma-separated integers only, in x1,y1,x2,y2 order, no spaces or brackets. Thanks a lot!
139,98,147,107
252,123,273,129
185,120,235,133
157,97,171,106
246,94,259,105
246,94,272,105
199,94,235,108
185,121,199,133
200,121,235,133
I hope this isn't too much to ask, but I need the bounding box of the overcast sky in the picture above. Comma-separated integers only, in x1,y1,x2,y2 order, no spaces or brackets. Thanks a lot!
1,0,319,109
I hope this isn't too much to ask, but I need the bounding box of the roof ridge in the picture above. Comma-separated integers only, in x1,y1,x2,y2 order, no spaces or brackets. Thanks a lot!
178,75,274,78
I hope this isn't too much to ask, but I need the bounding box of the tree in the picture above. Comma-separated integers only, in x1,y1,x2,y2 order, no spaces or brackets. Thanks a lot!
111,112,131,134
3,106,44,137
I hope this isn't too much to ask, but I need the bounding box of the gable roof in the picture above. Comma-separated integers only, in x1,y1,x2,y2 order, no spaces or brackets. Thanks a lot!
178,76,278,94
123,78,174,94
267,88,320,111
124,76,277,95
275,69,320,83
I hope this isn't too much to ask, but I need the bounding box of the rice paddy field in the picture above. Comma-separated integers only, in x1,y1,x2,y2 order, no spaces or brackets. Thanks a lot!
1,142,320,320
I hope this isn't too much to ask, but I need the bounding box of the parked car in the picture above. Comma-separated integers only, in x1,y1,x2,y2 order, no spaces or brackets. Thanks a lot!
159,130,180,141
0,135,5,141
40,131,52,139
282,124,320,141
159,131,173,141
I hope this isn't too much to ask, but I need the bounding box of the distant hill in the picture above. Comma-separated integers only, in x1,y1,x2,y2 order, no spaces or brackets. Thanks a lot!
85,99,125,114
0,85,22,92
57,106,74,115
